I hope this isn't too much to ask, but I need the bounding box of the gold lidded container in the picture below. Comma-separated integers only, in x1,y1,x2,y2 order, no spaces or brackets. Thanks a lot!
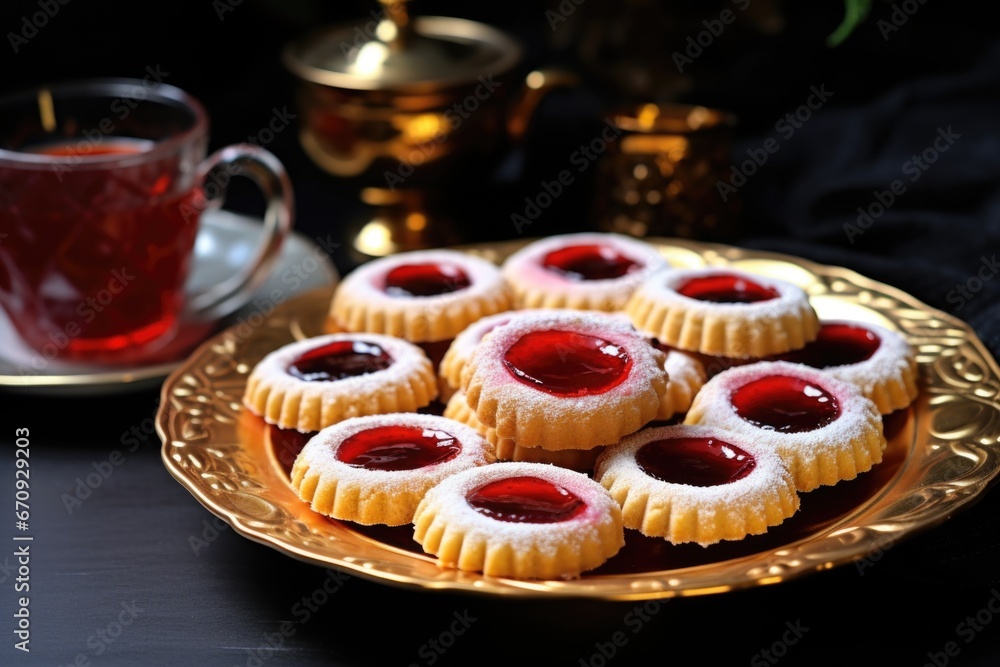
283,0,577,257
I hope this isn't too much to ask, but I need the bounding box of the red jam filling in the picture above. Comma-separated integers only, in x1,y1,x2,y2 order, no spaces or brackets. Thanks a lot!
288,340,393,382
467,476,586,523
774,323,881,368
503,329,632,396
731,374,840,433
542,244,640,281
384,263,471,297
636,437,756,487
336,425,461,471
676,274,779,303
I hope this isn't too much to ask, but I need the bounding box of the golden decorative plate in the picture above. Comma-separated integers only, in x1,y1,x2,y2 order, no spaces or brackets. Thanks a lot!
157,238,1000,599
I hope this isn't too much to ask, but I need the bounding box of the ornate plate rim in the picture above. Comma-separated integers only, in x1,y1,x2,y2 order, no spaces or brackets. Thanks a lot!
157,237,1000,599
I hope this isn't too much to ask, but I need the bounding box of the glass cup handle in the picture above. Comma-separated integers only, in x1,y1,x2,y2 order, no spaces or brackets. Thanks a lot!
185,143,294,320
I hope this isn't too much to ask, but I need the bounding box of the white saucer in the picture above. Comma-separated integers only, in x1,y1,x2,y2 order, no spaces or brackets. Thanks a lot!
0,210,339,396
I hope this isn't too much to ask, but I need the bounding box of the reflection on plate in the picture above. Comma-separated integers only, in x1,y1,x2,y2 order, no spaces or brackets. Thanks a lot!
157,239,1000,599
0,210,339,395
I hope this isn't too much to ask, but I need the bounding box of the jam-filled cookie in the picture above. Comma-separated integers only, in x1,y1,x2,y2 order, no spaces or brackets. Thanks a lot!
594,423,799,546
290,413,494,526
684,361,886,492
444,390,604,473
412,461,625,579
243,333,438,432
626,267,820,358
462,310,668,451
500,232,670,311
329,249,511,344
771,319,918,414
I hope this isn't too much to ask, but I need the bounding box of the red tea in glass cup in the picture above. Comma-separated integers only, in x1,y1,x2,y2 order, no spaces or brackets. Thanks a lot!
0,79,293,364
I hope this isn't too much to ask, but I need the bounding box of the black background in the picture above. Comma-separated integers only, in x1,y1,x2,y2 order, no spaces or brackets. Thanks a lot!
3,1,1000,666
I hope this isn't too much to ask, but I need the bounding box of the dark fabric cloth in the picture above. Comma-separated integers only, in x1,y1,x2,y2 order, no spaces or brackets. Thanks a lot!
737,40,1000,359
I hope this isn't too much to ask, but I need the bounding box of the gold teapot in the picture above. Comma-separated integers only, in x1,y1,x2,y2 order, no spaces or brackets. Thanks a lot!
284,0,577,257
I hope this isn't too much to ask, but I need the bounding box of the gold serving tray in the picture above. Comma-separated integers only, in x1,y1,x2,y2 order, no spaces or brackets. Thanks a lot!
157,238,1000,599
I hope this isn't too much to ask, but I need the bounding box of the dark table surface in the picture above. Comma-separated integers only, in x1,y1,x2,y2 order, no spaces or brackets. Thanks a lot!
3,1,1000,666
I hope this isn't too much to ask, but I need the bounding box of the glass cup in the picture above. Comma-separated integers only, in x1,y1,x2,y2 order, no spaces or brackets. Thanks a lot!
0,78,293,365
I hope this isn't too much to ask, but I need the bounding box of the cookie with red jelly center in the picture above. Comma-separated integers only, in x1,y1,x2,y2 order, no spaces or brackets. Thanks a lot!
684,361,887,492
594,424,799,546
770,320,919,415
413,462,624,579
290,413,493,526
243,333,439,432
330,249,512,343
461,310,668,451
501,232,670,311
626,266,820,358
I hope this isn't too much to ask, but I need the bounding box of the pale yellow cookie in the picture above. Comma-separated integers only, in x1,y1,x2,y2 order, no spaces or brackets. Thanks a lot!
412,462,625,579
594,423,800,546
500,232,670,311
243,333,438,432
627,267,820,358
462,310,668,451
291,413,493,526
330,249,511,343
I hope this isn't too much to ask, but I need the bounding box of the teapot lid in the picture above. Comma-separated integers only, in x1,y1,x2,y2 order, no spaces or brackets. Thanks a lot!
284,1,523,92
